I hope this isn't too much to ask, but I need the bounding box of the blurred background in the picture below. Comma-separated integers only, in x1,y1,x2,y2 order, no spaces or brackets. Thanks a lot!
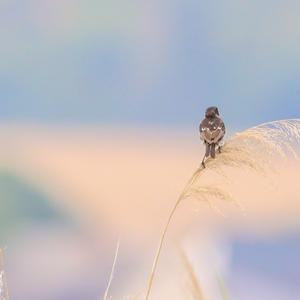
0,0,299,299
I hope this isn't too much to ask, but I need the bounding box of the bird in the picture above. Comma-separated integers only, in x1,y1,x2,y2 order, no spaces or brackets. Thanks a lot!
199,106,225,167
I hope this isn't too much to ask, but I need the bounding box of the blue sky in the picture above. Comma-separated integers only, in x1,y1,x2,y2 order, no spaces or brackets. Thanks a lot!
1,0,300,128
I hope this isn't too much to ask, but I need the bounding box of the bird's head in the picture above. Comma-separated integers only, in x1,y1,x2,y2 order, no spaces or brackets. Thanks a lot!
205,106,219,119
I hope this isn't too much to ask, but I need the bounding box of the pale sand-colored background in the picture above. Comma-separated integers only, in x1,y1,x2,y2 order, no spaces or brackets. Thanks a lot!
0,125,299,299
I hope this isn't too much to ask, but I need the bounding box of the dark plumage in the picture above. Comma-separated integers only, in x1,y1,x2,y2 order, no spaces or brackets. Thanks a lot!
199,106,225,166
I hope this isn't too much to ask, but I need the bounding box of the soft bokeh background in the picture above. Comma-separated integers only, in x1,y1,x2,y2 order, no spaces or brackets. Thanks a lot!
0,1,299,299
